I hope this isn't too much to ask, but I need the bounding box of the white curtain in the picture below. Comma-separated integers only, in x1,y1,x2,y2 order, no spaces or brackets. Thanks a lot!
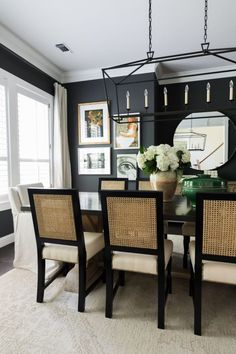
53,82,72,188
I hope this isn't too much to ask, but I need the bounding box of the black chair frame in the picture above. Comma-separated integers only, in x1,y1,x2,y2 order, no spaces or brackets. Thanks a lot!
190,192,236,335
28,188,103,312
101,190,172,329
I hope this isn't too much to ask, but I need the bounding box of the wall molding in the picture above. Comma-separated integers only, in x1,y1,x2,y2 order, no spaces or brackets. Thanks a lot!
0,24,63,82
0,233,14,248
156,64,236,85
62,64,156,83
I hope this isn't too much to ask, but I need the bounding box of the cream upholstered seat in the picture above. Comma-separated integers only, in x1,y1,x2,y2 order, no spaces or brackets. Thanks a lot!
100,190,173,329
28,188,104,312
189,241,236,284
98,177,128,191
8,182,58,274
189,192,236,335
43,232,104,263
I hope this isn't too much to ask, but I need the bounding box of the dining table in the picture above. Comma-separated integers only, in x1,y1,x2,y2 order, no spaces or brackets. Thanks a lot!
22,191,195,231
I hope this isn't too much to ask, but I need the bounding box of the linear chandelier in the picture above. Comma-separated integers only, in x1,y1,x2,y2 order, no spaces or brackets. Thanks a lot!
102,0,236,123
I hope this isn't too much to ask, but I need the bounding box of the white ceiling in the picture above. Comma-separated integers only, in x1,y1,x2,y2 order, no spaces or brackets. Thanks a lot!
0,0,236,82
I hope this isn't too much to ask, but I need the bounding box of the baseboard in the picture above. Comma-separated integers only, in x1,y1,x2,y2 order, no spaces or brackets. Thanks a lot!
0,233,14,248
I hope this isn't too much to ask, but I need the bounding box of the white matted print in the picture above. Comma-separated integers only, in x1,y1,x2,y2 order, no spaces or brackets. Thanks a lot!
78,147,111,175
117,154,137,180
113,116,140,149
78,101,110,145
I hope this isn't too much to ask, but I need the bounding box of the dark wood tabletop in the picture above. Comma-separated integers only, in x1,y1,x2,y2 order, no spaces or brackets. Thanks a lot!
22,191,195,222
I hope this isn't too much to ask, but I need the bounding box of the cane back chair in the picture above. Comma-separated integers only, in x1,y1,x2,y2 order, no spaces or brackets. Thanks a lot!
28,188,104,312
189,192,236,335
101,190,173,329
98,177,128,191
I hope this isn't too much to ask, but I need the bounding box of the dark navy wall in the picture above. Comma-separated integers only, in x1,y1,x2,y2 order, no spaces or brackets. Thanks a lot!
0,44,56,238
65,73,157,191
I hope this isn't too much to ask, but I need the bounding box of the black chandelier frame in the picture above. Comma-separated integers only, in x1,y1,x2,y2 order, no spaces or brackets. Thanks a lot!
102,0,236,123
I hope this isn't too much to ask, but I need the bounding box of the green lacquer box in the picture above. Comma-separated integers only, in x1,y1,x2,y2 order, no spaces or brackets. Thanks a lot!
182,174,227,207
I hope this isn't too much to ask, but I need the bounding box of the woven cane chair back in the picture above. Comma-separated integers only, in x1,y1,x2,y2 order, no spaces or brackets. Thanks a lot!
227,181,236,192
99,178,128,191
136,180,152,191
33,194,77,241
202,199,236,257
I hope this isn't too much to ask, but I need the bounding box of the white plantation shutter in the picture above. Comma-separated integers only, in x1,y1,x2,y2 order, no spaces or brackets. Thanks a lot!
0,84,8,195
17,92,51,186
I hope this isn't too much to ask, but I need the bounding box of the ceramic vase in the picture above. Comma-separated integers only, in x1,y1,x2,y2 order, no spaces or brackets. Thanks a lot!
150,170,177,202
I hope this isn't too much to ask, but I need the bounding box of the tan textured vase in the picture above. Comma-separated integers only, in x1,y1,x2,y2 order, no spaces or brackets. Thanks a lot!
150,171,177,202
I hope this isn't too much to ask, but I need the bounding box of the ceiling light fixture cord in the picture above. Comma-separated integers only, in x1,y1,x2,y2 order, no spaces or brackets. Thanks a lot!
204,0,208,44
147,0,154,59
149,0,152,53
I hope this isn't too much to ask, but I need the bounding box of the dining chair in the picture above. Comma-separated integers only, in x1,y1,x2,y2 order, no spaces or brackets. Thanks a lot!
100,190,173,329
28,188,104,312
136,178,186,264
98,177,128,191
189,192,236,335
227,181,236,192
8,182,45,272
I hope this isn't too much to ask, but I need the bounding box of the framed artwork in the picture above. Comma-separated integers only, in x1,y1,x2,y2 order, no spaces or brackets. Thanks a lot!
113,115,140,149
78,101,110,145
117,154,137,180
78,147,111,175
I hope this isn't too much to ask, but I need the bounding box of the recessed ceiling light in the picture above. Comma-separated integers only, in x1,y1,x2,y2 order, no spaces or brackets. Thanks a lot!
55,43,72,53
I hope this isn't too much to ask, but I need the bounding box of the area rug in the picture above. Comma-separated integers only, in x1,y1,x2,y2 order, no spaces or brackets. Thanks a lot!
0,266,235,354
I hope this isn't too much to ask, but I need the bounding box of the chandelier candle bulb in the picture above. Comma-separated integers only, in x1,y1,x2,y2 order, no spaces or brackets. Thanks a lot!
164,87,168,106
206,82,211,103
184,85,189,105
126,90,130,110
229,80,234,101
144,89,149,108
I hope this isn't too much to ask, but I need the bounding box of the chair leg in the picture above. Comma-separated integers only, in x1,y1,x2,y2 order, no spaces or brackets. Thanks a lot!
194,274,202,335
119,271,125,286
78,258,86,312
189,264,194,297
167,257,172,294
105,264,113,318
183,236,190,269
37,257,45,303
158,269,165,329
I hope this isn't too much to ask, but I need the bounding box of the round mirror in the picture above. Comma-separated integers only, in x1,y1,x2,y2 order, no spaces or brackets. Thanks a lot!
173,111,234,171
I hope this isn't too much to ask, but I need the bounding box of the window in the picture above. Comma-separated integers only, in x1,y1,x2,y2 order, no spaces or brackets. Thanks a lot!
0,69,53,201
17,92,51,186
0,83,8,195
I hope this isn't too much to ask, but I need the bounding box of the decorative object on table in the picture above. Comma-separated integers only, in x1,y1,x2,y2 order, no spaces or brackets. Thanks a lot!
117,154,137,180
113,116,140,149
102,0,236,124
78,101,110,145
137,144,191,201
78,147,111,175
182,174,227,207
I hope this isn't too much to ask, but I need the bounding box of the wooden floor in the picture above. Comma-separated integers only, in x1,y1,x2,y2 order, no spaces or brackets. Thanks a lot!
0,243,14,276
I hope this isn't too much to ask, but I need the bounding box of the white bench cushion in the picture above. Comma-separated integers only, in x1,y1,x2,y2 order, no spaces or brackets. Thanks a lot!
112,239,173,275
42,232,104,263
190,241,236,285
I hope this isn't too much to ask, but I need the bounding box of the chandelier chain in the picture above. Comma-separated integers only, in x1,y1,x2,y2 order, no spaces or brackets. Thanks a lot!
149,0,152,53
204,0,208,44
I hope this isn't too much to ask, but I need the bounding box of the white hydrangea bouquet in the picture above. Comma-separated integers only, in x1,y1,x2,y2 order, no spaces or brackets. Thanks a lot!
137,143,191,175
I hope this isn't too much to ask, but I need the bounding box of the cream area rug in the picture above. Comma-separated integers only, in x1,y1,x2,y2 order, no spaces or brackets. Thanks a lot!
0,268,235,354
